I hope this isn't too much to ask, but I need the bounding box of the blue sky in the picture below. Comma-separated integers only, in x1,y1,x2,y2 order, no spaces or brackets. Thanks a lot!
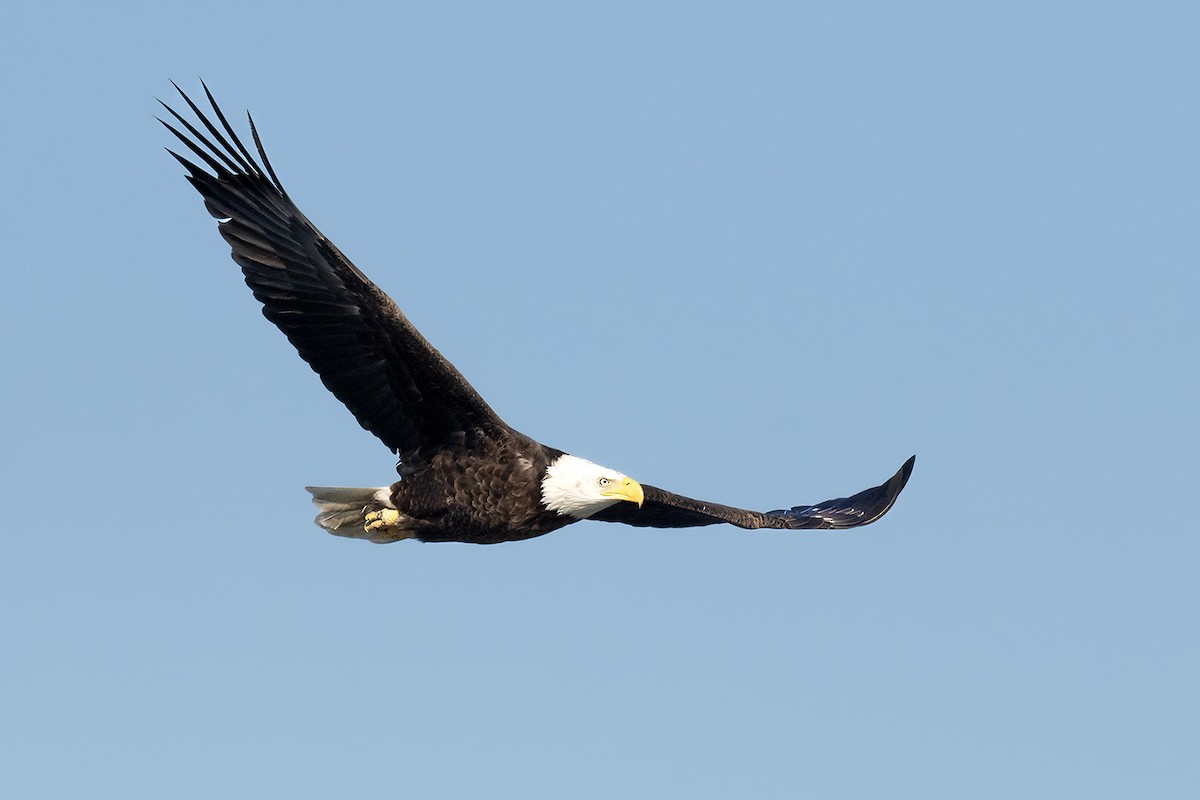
2,1,1197,797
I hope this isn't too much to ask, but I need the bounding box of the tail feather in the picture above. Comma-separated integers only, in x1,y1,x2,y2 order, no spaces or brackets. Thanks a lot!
305,486,398,541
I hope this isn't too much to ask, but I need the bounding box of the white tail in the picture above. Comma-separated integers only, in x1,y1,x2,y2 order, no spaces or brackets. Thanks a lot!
304,486,409,542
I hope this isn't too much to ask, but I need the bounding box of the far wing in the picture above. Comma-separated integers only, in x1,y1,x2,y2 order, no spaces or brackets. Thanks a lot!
160,82,509,461
589,455,915,530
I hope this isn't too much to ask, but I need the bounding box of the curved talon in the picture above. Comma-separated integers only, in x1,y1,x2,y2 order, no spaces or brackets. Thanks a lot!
365,508,402,532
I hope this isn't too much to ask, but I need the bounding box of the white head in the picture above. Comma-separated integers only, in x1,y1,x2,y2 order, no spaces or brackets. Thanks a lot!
540,454,645,519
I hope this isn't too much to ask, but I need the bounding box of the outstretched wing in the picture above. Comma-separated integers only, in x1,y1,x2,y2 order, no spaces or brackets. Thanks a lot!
590,455,915,530
160,82,509,461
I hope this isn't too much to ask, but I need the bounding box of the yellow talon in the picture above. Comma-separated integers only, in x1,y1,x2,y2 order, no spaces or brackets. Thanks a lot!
365,508,401,531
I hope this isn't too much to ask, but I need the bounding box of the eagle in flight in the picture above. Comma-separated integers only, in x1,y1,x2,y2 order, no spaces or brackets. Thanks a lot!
161,82,914,544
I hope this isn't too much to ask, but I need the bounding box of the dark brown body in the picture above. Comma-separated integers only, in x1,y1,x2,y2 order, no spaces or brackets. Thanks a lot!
391,436,574,544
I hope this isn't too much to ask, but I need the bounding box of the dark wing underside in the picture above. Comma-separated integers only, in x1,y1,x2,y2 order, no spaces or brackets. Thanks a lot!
590,455,915,530
160,82,509,461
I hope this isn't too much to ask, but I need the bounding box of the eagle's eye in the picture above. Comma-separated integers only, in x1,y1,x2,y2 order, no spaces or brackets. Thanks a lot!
597,477,610,487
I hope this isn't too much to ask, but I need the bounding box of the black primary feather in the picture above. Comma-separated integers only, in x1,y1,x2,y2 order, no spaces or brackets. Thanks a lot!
160,83,510,467
590,455,914,529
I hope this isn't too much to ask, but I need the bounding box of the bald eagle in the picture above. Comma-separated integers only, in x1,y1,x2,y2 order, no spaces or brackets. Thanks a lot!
161,83,914,545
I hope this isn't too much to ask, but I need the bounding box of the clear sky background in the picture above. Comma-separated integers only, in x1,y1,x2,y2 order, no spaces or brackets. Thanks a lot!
2,1,1197,797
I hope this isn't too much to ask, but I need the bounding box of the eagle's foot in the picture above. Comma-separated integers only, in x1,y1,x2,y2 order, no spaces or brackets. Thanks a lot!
365,508,402,533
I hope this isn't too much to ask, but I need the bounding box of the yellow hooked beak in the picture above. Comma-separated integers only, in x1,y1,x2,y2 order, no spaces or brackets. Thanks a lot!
602,476,645,508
